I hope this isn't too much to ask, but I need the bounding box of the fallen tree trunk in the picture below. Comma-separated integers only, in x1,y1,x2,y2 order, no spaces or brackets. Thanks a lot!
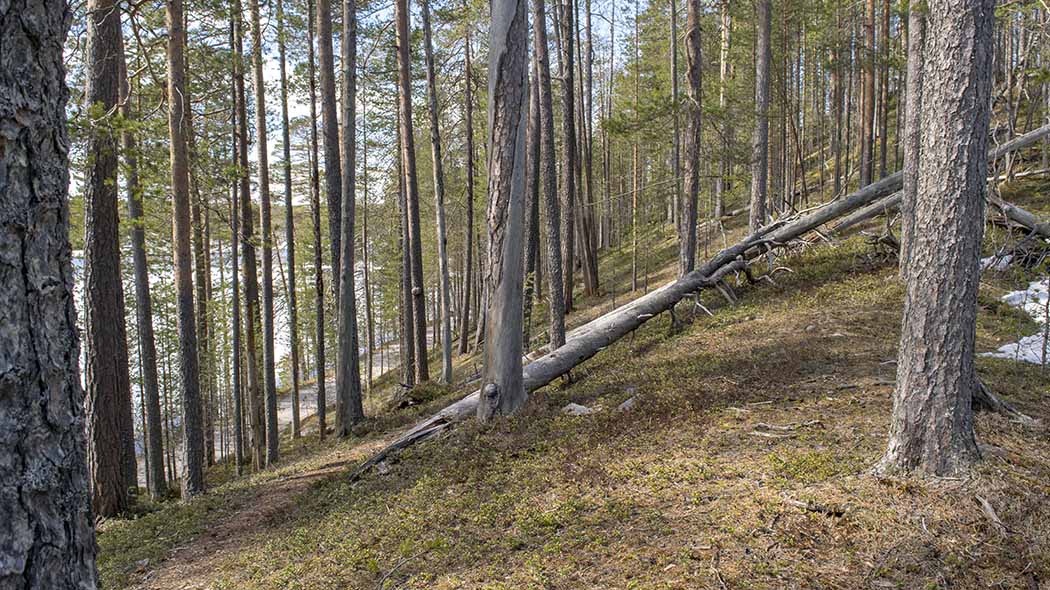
350,123,1050,481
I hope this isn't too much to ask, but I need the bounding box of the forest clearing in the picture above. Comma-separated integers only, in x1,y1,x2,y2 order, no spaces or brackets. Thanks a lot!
4,0,1050,588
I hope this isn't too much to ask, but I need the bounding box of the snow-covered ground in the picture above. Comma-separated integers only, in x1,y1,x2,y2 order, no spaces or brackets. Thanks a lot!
981,276,1050,365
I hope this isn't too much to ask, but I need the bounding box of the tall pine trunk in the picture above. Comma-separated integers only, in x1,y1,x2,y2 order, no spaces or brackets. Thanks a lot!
307,0,328,439
83,0,136,516
459,27,476,355
877,0,994,477
335,0,365,436
679,0,701,274
167,0,205,496
422,0,454,384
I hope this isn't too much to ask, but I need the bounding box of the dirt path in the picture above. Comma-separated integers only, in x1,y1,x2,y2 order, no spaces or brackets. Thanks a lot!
130,459,345,590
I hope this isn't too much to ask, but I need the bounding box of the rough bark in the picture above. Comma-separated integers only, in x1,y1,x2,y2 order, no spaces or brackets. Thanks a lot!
679,0,701,275
523,66,542,347
83,0,135,516
876,0,995,477
749,0,771,231
277,0,302,439
395,0,430,384
422,0,454,385
166,0,205,496
477,0,529,421
1,4,101,588
335,0,364,436
714,0,731,219
533,0,567,350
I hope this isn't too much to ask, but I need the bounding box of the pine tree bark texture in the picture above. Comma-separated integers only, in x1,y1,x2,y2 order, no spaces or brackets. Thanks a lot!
458,27,476,355
317,0,342,301
478,0,529,420
560,0,577,312
83,0,136,517
307,0,327,439
877,0,995,477
532,0,567,350
167,0,205,497
336,0,364,436
1,1,100,585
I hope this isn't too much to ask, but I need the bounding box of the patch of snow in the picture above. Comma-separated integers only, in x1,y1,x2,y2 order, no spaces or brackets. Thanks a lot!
981,254,1014,272
982,279,1050,365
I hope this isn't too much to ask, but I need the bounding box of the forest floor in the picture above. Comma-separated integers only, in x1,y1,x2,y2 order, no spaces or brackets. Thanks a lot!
98,185,1050,590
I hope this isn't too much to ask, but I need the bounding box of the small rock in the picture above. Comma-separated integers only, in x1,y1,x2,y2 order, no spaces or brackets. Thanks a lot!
375,461,391,475
830,332,846,338
805,324,817,332
562,403,595,416
617,397,638,412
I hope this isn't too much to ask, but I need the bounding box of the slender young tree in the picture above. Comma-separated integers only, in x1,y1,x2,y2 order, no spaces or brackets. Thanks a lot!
248,0,279,466
876,0,994,476
478,0,529,420
859,0,876,187
749,0,772,231
679,0,701,274
167,0,205,496
900,5,926,277
523,67,542,346
533,0,567,349
395,0,430,383
318,0,343,297
120,31,166,500
458,26,476,355
307,0,327,439
560,0,578,311
233,0,265,470
714,0,731,218
83,0,136,516
335,0,365,436
1,0,99,583
230,124,245,474
277,0,302,438
422,0,454,384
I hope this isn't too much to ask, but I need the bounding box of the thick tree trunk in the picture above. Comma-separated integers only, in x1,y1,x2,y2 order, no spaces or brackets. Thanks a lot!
83,0,135,516
277,0,301,439
900,7,925,277
167,0,205,497
397,124,416,388
877,0,995,477
307,0,327,439
422,0,454,385
478,0,529,421
749,0,771,231
120,37,166,500
523,65,542,347
395,0,430,384
533,0,567,350
459,27,476,355
0,1,99,584
679,0,701,274
336,0,365,436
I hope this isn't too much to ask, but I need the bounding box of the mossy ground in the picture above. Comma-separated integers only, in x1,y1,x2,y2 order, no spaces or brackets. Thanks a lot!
99,203,1050,590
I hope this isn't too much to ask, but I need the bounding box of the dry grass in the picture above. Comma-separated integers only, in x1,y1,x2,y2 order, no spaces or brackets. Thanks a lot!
100,220,1050,590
